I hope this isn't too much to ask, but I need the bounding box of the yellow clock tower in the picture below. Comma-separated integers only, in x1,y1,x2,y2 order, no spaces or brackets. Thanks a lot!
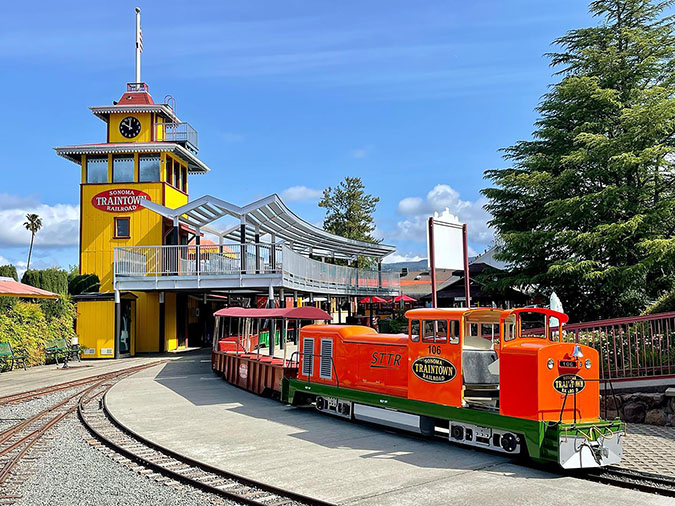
55,9,211,358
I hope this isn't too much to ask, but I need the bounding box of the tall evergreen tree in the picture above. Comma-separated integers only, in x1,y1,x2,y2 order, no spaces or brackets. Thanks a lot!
319,177,380,267
482,0,675,321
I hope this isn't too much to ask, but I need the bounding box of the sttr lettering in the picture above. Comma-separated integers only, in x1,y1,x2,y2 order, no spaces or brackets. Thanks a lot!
370,352,402,369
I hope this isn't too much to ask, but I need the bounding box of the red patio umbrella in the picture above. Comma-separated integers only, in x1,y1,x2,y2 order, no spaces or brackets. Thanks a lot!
359,296,389,328
359,296,389,303
393,294,416,303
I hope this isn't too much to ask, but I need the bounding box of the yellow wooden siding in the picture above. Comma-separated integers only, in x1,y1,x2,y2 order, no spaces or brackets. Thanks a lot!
80,183,165,292
165,184,188,208
135,292,159,352
108,113,154,143
164,292,177,351
75,300,115,359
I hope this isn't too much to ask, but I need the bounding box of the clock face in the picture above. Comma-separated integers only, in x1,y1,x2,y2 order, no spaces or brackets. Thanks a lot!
119,116,141,138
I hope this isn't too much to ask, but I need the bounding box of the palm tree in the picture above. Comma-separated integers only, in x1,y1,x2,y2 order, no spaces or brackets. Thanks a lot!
23,213,42,270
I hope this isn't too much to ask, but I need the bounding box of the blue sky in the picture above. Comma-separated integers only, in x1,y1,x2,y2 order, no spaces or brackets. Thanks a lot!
0,0,596,272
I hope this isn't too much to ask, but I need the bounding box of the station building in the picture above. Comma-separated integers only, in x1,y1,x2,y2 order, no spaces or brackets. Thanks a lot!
55,80,398,359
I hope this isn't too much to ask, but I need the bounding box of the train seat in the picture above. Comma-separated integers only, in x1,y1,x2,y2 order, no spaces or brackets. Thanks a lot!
462,350,499,384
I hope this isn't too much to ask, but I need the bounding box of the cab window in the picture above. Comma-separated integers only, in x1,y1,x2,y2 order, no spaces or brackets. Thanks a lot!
448,320,460,344
422,320,447,344
410,320,420,342
519,312,547,338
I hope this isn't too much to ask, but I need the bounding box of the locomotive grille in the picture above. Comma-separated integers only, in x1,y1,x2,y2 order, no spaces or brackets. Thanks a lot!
302,338,314,377
319,339,333,379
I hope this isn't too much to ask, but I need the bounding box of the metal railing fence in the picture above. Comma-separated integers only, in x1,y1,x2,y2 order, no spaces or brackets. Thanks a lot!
529,312,675,380
114,243,399,294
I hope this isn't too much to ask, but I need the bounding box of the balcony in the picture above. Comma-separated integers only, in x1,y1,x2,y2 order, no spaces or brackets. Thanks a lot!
113,243,400,296
155,122,198,154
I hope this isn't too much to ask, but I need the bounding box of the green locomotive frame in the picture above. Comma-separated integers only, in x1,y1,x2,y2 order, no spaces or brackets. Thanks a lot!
282,377,625,465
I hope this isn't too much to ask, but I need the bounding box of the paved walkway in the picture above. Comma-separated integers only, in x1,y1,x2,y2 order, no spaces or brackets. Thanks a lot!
0,352,189,398
105,351,672,506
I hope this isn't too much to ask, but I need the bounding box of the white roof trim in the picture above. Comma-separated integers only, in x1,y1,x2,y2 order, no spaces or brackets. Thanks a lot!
90,104,179,123
140,194,395,259
54,142,210,174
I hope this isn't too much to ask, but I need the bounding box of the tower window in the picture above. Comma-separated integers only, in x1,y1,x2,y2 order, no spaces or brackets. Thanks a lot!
139,154,161,182
173,161,180,189
114,217,131,239
165,156,173,185
113,155,135,182
181,166,187,192
86,156,108,183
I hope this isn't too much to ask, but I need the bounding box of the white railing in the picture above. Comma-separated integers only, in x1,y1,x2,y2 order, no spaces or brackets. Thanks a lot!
114,243,280,277
113,243,399,294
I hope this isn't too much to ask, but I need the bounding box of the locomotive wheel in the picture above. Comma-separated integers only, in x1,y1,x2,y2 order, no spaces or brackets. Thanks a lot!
500,432,518,453
315,396,325,411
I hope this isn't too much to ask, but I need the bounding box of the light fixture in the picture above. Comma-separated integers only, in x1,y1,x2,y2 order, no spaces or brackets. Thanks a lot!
547,358,554,369
585,359,591,369
572,345,584,358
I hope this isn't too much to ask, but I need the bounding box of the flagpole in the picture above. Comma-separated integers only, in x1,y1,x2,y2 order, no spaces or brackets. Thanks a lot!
463,224,471,308
135,7,142,83
428,217,438,309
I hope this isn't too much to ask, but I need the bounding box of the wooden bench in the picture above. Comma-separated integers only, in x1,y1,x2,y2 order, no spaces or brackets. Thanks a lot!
44,339,81,366
0,342,28,371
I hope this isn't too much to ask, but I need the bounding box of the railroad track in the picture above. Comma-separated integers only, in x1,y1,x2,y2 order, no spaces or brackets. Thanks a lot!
79,390,335,506
0,361,167,406
579,465,675,497
0,361,167,504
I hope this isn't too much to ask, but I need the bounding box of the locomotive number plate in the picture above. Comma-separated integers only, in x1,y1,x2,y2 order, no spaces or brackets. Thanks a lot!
553,374,585,394
411,356,456,383
559,360,578,368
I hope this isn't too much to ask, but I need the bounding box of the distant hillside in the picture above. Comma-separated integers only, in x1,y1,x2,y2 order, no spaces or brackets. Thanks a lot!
381,259,427,272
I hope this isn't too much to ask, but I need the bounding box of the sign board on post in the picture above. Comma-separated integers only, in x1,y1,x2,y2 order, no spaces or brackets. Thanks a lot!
426,211,471,308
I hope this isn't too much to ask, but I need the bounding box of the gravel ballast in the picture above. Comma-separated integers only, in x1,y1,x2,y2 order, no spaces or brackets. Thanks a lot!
14,417,234,506
0,388,235,505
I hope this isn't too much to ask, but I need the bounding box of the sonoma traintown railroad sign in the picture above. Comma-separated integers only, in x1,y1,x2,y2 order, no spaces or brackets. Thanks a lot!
92,189,151,213
412,356,456,383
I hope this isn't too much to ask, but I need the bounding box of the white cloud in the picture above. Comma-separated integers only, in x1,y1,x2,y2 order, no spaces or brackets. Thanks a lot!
350,145,374,158
0,199,79,248
383,253,425,264
393,184,493,244
280,185,323,202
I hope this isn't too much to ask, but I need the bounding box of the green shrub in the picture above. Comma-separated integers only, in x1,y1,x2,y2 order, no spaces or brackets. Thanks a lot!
68,273,100,295
0,299,77,366
0,265,18,281
21,268,68,295
643,290,675,315
0,297,18,314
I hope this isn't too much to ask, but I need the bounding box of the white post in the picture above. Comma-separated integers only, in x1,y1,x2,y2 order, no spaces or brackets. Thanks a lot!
135,7,142,83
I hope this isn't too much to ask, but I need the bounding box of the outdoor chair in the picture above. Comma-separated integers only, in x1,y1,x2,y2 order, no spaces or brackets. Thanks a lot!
0,341,28,371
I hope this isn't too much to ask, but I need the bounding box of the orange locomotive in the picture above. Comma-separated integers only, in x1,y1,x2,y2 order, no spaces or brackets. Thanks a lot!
286,307,624,468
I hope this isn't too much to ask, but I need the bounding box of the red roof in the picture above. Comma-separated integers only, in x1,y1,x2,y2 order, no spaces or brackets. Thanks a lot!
117,91,155,105
0,278,59,299
213,306,332,320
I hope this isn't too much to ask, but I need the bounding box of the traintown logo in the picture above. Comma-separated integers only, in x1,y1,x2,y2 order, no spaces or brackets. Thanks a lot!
91,189,151,213
411,356,456,383
553,374,586,395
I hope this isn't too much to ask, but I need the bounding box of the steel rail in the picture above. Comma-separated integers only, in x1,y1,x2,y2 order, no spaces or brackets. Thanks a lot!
0,360,168,405
0,361,168,490
576,465,675,497
77,389,336,506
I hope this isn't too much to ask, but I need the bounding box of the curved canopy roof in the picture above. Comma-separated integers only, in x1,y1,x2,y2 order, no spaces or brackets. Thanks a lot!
213,306,332,320
142,193,395,260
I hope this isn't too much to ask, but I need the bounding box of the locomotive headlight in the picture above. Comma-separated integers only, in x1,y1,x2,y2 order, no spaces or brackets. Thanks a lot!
585,359,591,369
547,358,554,369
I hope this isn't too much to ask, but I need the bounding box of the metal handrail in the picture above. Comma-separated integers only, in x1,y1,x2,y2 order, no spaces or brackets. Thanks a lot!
113,243,399,295
288,350,340,389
